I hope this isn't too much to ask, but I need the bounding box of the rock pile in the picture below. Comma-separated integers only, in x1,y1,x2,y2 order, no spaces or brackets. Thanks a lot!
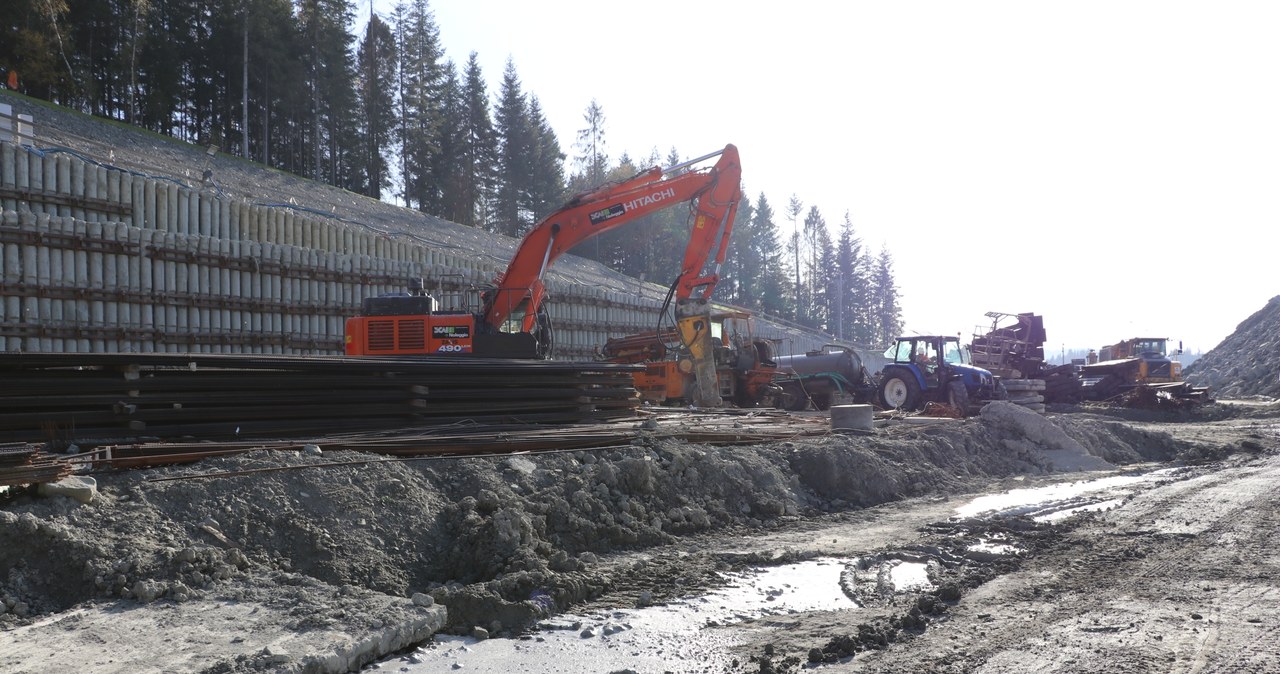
1184,295,1280,399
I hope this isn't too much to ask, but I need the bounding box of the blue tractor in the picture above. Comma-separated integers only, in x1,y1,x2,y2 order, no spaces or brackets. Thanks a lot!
878,335,1004,414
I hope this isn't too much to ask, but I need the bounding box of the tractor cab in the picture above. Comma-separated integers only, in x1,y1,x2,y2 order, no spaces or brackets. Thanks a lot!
879,335,1000,413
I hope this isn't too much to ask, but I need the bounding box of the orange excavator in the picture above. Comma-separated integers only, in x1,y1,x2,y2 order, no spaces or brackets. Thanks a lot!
345,144,744,406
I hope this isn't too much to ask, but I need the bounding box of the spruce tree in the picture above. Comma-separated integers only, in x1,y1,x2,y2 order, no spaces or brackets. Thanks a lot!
785,194,804,322
573,98,608,188
835,213,871,345
723,193,754,306
526,95,566,221
1,0,75,101
870,246,903,347
457,52,498,229
396,0,447,211
355,12,397,199
430,60,465,217
493,58,533,236
734,193,791,317
800,205,827,329
650,147,690,283
810,214,834,332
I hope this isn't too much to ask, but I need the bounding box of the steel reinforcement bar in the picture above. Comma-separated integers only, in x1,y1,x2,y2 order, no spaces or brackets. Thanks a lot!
0,352,641,445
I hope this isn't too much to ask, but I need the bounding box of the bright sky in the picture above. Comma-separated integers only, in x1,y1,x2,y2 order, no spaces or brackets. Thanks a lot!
363,1,1278,354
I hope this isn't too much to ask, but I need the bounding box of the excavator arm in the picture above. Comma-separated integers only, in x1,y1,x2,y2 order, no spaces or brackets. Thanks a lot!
481,144,742,334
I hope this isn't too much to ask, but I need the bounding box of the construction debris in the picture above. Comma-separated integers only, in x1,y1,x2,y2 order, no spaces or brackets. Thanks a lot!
0,443,72,487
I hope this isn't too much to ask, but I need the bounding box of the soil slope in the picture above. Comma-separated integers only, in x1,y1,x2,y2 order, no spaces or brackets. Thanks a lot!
3,402,1275,673
1184,294,1280,398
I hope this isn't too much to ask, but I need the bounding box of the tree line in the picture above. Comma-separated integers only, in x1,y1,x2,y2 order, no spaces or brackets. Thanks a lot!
1,0,903,347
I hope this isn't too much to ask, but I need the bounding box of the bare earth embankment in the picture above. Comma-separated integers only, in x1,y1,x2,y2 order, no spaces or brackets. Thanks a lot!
3,400,1278,673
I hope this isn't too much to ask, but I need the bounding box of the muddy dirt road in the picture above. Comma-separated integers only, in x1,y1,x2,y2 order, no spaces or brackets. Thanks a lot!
375,411,1280,674
730,449,1280,674
4,402,1278,673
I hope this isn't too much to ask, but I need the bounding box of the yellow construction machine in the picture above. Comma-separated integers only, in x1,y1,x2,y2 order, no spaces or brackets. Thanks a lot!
1078,337,1208,400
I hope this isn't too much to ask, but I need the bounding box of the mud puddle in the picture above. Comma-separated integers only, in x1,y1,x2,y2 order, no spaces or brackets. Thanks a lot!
371,469,1181,673
368,559,855,673
954,468,1179,523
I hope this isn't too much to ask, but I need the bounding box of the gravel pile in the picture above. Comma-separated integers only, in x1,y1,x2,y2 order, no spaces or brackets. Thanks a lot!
1184,295,1280,399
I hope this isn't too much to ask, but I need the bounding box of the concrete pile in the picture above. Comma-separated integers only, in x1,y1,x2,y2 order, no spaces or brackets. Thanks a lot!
1000,378,1047,413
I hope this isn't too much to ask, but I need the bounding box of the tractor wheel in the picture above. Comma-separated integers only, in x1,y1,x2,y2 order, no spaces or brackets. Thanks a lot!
879,373,921,411
810,392,833,411
947,380,970,415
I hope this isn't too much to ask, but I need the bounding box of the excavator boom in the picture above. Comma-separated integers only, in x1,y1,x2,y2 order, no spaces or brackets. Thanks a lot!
346,144,743,371
483,144,741,333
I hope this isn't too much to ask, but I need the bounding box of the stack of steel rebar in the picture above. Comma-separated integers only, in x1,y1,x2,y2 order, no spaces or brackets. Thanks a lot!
0,442,73,486
72,409,833,473
0,353,641,445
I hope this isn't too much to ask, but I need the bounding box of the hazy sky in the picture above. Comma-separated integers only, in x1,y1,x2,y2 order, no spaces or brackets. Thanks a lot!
364,1,1277,354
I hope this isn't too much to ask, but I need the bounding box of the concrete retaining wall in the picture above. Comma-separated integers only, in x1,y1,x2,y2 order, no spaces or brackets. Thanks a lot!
0,140,840,359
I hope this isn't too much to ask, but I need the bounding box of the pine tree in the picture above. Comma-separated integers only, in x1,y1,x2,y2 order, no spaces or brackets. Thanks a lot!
526,95,566,221
493,58,533,236
810,215,834,332
573,98,608,188
455,52,498,229
1,0,75,101
800,205,827,329
396,0,447,211
785,194,804,322
732,193,790,317
431,61,466,217
835,212,870,344
355,12,397,199
870,246,903,347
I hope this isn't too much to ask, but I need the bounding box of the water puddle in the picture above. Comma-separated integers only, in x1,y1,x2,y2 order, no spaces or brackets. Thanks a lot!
839,553,942,602
369,469,1184,672
1034,497,1126,523
967,537,1021,557
954,469,1177,522
887,561,932,591
370,558,855,673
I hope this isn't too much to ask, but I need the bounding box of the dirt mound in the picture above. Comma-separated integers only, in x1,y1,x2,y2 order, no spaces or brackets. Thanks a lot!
2,410,1227,643
1184,295,1280,399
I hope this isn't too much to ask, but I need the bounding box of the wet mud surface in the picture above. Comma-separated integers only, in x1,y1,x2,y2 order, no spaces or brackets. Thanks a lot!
2,400,1278,672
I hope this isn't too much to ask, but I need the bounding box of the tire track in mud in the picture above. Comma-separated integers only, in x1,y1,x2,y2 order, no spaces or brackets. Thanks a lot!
1094,461,1280,674
1061,460,1280,674
1174,499,1280,674
849,456,1280,674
